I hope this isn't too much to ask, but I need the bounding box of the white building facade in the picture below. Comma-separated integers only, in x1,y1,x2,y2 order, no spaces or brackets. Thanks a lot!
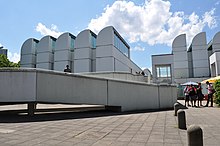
21,26,142,74
152,32,220,84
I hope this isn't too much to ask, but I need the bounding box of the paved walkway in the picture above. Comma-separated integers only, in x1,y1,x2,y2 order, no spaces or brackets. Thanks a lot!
0,101,219,146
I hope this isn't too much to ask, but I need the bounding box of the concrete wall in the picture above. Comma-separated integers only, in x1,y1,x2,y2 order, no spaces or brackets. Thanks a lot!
152,54,174,83
212,32,220,52
172,34,189,79
54,33,75,71
191,32,209,77
74,30,96,73
209,32,220,76
37,71,107,105
80,72,146,82
36,36,56,70
0,69,177,112
210,52,220,76
96,26,142,74
20,38,39,68
0,70,37,102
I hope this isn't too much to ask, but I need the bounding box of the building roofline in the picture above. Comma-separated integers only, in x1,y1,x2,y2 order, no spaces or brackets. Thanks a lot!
112,27,130,49
151,53,173,57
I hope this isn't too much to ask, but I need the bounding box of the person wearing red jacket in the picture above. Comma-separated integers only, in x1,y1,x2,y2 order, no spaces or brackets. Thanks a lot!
188,84,197,107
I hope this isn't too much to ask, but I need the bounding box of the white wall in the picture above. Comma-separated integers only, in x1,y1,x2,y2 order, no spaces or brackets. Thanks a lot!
212,32,220,52
37,71,108,105
20,38,38,67
81,72,146,82
74,30,95,73
152,54,174,83
172,34,189,79
210,52,220,76
36,36,56,70
54,33,74,71
209,32,220,76
191,32,209,77
96,26,141,74
0,69,177,112
0,70,37,102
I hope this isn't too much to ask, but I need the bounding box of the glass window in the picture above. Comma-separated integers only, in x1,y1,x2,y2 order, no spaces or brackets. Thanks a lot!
51,40,56,49
90,34,96,49
70,38,74,50
156,65,171,78
114,33,129,57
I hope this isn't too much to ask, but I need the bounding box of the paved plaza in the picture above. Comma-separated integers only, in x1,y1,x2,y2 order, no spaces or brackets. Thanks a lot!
0,101,219,146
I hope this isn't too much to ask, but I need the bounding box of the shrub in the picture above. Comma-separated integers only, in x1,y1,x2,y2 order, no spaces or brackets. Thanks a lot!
214,79,220,106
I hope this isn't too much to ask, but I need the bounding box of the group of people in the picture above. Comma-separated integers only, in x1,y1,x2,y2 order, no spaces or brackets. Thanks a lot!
184,81,215,107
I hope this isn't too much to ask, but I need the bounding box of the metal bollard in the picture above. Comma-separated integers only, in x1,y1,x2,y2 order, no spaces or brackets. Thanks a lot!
174,102,181,116
177,109,186,130
187,125,203,146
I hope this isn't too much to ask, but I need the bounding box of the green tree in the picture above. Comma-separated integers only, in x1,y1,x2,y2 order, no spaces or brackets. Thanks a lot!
0,54,20,68
214,79,220,106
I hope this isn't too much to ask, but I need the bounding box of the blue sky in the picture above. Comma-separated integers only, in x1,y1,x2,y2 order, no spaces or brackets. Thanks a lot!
0,0,219,71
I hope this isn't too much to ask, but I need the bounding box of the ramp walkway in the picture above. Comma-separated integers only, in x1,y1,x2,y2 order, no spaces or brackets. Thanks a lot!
0,68,176,115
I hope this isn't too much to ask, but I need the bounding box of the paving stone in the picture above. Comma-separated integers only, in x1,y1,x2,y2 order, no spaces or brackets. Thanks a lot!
0,102,220,146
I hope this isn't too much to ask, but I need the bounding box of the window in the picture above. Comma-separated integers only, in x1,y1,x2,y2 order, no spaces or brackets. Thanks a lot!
114,33,129,57
90,33,96,49
51,40,56,49
70,38,75,50
156,65,171,78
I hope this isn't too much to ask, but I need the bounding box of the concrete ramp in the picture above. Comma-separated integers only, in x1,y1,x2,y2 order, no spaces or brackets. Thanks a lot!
0,68,177,112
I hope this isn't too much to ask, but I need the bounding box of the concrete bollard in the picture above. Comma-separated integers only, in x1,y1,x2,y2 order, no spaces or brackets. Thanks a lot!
187,125,203,146
177,109,186,130
174,102,181,116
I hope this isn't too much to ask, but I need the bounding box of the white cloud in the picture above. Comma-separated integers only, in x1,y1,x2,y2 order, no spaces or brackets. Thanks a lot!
203,8,217,29
215,1,220,5
8,51,20,63
0,43,3,47
35,23,62,38
88,0,218,46
131,46,145,51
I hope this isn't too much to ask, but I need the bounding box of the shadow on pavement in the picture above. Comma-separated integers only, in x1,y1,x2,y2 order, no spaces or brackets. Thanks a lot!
177,101,188,109
0,107,174,123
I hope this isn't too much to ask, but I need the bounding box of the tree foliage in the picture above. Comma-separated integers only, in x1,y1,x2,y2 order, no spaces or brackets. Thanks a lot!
214,79,220,106
0,54,20,68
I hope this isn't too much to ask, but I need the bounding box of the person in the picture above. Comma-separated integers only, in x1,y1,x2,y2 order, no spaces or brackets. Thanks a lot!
196,82,203,107
188,84,197,107
64,65,71,73
184,85,190,106
205,81,215,107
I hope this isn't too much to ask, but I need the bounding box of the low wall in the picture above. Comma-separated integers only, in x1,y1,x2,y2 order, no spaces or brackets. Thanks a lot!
0,68,177,112
80,72,147,82
0,70,37,102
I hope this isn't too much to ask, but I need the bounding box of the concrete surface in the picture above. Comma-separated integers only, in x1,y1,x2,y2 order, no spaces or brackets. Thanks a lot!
0,100,220,146
0,69,177,112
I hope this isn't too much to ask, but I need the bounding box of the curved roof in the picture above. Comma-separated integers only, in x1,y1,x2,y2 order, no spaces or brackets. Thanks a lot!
172,34,186,49
75,29,97,48
37,35,57,53
55,32,76,51
213,31,220,44
97,26,129,48
192,32,206,46
21,38,39,55
212,31,220,52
